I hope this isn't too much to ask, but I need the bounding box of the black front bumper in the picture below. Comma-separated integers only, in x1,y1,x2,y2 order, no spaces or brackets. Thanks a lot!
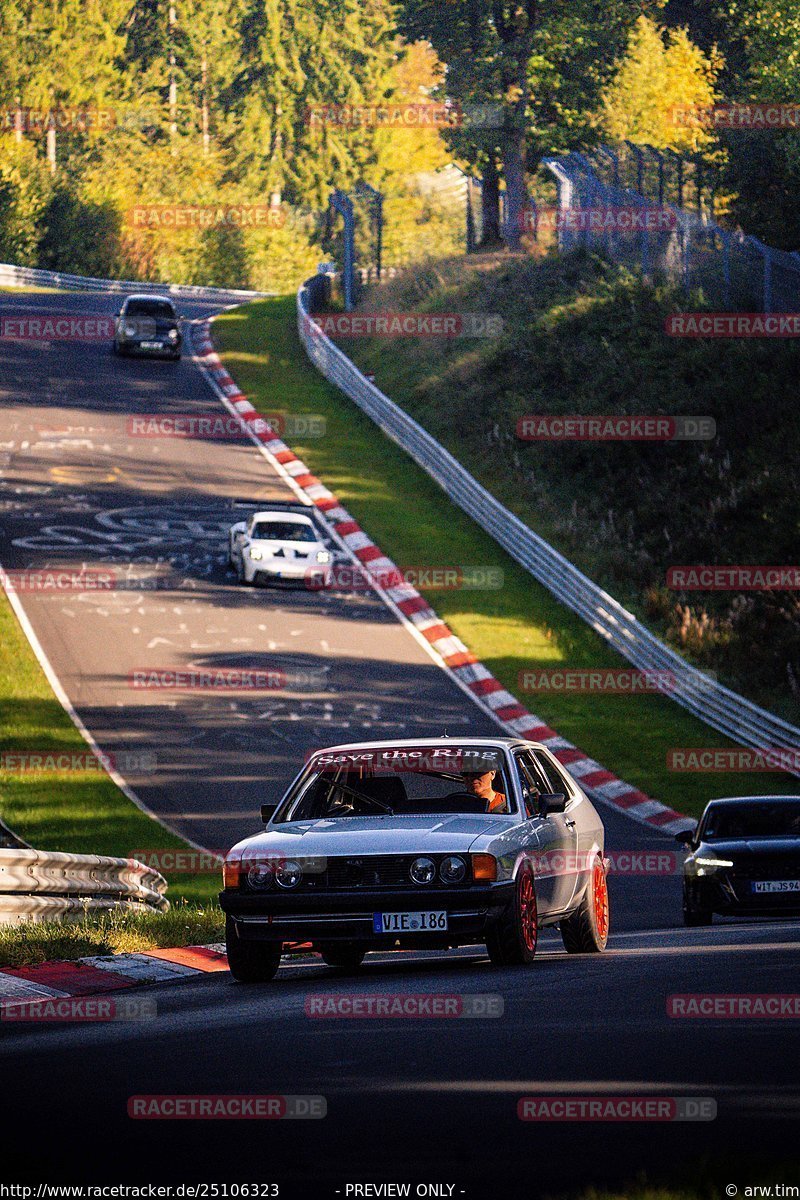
220,882,515,947
688,875,800,917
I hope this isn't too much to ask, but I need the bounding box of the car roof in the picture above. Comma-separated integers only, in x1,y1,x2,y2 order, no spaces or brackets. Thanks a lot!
250,511,313,524
705,795,800,806
123,293,175,305
311,736,546,754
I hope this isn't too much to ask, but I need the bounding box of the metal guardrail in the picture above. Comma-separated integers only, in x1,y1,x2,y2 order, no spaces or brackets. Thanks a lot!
0,848,168,925
297,280,800,770
0,260,268,300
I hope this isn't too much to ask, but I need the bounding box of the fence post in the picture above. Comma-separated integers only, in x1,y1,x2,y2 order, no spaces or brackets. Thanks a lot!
329,188,355,311
722,231,731,309
541,158,573,252
748,238,772,313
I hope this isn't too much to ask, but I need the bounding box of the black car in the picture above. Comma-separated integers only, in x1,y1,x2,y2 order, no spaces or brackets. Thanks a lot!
113,294,182,359
676,795,800,925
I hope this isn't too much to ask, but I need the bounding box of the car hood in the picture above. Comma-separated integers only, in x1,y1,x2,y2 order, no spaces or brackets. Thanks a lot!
698,837,800,858
232,814,512,859
250,538,319,555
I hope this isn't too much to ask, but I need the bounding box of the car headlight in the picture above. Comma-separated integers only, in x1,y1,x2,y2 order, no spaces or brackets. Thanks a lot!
440,855,466,884
694,854,735,875
409,856,436,885
247,859,275,889
316,551,331,564
249,547,263,561
167,328,179,341
124,323,138,337
275,860,303,889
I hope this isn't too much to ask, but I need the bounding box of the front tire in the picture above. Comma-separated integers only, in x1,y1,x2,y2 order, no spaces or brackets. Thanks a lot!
226,918,281,982
486,864,538,966
560,855,610,953
683,886,713,926
319,943,367,972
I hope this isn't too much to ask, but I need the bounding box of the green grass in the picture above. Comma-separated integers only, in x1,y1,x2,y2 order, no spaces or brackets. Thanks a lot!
0,594,220,904
0,904,223,968
338,251,800,722
213,294,795,818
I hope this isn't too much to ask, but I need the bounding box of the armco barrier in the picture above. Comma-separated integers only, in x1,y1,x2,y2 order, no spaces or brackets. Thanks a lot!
0,848,168,925
297,280,800,773
0,260,269,300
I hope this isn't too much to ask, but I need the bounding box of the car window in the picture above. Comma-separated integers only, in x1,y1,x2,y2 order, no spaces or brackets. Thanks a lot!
125,299,177,319
278,746,518,820
250,520,316,542
531,750,569,796
702,801,800,839
513,752,540,818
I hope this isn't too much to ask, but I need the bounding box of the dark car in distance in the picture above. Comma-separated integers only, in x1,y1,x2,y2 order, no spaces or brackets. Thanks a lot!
677,795,800,925
113,294,182,359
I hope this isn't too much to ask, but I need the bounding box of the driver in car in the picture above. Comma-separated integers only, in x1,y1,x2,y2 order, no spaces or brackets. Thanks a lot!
460,768,508,813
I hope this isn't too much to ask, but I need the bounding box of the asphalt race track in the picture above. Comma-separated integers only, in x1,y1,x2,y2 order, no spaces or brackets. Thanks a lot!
1,291,798,1195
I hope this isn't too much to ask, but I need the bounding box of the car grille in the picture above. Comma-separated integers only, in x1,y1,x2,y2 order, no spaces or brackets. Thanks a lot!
730,858,800,881
244,854,463,892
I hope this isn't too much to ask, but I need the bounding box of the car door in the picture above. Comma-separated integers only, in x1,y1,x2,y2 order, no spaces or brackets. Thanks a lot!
534,748,599,912
514,750,578,916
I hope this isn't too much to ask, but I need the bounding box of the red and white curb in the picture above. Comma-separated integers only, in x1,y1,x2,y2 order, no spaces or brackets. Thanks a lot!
0,944,229,1013
189,321,690,837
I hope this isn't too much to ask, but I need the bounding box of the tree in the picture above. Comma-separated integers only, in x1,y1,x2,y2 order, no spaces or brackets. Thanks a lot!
599,15,720,153
400,0,663,250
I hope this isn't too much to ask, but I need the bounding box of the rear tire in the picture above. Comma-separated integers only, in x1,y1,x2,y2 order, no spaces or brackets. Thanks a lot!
319,943,367,972
486,864,538,966
226,918,281,982
560,855,610,953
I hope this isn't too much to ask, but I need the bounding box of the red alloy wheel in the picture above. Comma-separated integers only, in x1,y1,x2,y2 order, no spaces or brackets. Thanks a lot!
519,870,538,952
593,859,609,943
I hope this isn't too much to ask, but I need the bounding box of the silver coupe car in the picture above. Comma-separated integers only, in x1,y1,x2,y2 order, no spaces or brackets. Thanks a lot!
221,737,609,982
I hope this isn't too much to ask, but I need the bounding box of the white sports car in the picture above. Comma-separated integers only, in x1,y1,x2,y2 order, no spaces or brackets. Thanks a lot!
228,507,332,587
221,737,609,982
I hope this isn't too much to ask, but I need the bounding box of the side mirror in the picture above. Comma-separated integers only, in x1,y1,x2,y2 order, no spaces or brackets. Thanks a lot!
675,827,696,847
260,803,277,824
539,792,567,816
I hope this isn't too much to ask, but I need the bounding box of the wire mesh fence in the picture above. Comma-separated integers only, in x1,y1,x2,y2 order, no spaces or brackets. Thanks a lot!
542,145,800,313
